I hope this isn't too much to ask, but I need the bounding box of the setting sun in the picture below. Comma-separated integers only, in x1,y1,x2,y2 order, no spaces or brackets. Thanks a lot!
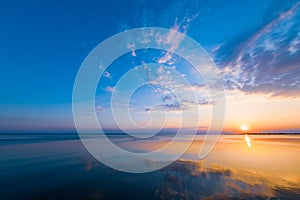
240,125,249,132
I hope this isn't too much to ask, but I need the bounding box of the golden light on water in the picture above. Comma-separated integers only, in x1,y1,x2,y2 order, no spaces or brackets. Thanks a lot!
245,134,251,148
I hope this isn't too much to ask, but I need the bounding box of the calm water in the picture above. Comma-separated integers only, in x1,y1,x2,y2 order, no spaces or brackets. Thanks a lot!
0,134,299,200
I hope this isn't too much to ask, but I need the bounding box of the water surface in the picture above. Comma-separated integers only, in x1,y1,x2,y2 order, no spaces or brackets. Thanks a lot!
0,134,299,199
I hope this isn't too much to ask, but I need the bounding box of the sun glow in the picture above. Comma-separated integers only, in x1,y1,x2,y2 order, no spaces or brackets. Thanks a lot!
240,125,249,132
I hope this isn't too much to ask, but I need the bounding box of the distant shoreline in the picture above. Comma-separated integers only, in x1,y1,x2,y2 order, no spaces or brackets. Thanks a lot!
0,132,300,135
234,132,300,135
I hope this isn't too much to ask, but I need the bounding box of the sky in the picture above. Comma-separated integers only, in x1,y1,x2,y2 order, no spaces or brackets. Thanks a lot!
0,0,299,133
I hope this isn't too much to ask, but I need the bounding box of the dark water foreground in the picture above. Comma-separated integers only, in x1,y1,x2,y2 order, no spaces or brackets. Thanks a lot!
0,134,299,200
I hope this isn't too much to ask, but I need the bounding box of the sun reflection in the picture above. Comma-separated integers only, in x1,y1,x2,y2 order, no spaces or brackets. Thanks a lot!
245,134,251,148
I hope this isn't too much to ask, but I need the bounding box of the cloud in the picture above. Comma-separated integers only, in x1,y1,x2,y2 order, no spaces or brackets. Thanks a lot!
99,64,112,79
131,65,213,113
95,105,105,113
145,102,187,112
127,43,137,57
158,53,173,64
131,50,137,57
105,86,115,93
155,16,197,65
215,2,300,98
103,71,112,79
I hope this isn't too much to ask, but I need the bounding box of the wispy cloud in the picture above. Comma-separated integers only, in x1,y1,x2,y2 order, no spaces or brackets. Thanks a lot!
155,16,198,65
105,86,115,93
215,2,300,98
138,65,212,112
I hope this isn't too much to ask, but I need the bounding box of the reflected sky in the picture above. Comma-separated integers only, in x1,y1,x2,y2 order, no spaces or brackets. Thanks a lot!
0,134,299,199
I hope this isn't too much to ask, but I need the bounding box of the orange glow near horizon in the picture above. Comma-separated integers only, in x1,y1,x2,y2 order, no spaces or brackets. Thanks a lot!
218,95,300,133
111,93,300,133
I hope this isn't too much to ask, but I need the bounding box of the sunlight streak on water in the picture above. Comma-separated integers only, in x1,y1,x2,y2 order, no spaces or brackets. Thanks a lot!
245,134,251,148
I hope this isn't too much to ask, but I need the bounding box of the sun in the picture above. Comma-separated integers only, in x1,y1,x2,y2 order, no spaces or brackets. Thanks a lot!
240,125,249,132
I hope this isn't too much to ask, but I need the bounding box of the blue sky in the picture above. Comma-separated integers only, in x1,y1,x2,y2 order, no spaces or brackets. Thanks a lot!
0,0,300,132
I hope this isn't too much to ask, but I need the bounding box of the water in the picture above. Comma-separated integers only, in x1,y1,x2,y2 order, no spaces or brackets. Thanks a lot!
0,134,299,199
